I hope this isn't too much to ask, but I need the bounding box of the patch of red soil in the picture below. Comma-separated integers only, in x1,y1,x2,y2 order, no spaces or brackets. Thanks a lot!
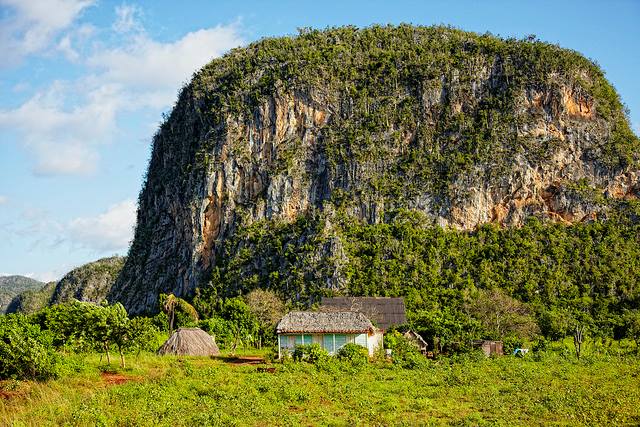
223,356,265,365
0,390,20,400
100,372,138,385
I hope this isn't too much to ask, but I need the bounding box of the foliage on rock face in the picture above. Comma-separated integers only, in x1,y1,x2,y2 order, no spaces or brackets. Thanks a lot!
201,211,640,350
104,25,640,353
6,282,56,314
0,314,60,380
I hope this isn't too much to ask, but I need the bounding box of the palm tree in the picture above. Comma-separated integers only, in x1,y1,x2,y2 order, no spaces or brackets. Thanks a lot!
160,293,199,332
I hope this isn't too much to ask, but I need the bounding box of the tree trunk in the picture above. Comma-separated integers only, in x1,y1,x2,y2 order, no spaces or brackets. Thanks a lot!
573,325,584,359
104,342,111,365
118,345,126,369
169,309,175,332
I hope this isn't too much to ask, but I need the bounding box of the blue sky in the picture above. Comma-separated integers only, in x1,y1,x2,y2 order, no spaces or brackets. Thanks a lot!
1,0,639,282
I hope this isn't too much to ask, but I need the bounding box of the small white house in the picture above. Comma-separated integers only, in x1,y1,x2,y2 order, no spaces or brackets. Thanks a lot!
276,311,383,358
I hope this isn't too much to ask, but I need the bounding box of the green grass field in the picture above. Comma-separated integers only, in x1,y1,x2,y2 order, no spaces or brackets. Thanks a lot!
1,345,639,426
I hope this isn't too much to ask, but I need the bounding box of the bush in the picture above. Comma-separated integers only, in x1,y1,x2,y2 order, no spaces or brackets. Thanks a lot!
386,331,428,369
503,336,524,355
199,317,234,349
292,344,329,363
532,337,548,353
0,315,61,380
336,343,369,365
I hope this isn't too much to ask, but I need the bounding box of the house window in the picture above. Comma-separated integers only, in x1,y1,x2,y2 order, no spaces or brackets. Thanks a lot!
294,334,312,346
323,334,334,353
334,334,347,350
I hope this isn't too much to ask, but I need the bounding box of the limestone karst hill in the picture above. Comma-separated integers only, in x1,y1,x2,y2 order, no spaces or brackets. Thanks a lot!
109,25,640,316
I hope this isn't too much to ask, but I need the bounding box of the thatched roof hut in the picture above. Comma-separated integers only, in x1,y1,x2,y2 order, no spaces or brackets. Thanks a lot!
276,311,375,334
158,327,220,356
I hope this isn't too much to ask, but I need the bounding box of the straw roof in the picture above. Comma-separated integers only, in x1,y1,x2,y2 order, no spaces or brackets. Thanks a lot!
320,297,407,331
158,327,220,356
277,311,375,334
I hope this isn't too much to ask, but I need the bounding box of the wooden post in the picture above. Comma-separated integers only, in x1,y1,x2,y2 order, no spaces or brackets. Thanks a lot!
277,334,281,359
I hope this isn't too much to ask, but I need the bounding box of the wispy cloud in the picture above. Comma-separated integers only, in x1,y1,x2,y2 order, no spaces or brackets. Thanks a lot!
0,0,94,64
4,198,136,254
112,3,143,34
87,23,244,107
0,4,243,176
67,199,136,252
0,80,119,175
0,196,7,205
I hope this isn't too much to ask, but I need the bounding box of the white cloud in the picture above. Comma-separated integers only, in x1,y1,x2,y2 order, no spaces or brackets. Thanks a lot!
0,6,243,176
0,196,7,205
0,81,120,175
67,199,136,252
88,24,243,106
0,0,94,63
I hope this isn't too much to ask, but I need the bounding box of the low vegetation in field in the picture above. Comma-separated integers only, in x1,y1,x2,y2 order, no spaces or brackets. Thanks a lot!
1,288,639,425
1,344,639,426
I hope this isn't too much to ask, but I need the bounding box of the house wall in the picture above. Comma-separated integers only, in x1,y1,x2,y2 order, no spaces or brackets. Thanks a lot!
367,331,384,356
278,332,382,357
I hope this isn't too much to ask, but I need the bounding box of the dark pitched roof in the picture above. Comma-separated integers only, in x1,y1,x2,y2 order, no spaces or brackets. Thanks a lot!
320,297,407,331
276,311,375,334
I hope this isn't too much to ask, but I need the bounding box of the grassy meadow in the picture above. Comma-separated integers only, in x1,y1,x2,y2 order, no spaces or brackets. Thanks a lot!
1,342,639,426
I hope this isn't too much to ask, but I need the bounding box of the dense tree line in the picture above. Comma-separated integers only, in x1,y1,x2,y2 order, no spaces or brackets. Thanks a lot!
198,206,640,351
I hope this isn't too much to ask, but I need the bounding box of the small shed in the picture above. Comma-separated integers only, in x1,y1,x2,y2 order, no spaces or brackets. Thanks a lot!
320,297,407,331
473,340,503,357
403,330,428,354
276,311,383,358
158,327,220,356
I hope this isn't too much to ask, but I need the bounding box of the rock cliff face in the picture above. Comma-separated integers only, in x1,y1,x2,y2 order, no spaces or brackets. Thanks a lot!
110,26,639,314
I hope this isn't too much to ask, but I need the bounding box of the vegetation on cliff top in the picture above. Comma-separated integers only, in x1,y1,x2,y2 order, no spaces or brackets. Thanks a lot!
188,24,637,174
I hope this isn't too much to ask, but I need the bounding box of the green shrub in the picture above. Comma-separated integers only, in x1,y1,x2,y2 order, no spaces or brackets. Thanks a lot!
386,331,428,369
532,337,548,353
199,317,234,349
0,315,61,380
502,336,524,355
292,344,329,363
336,343,369,365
